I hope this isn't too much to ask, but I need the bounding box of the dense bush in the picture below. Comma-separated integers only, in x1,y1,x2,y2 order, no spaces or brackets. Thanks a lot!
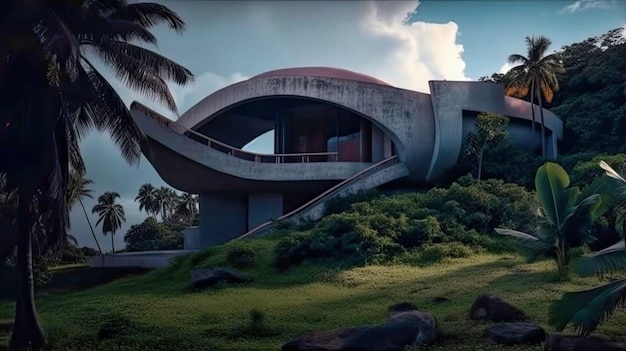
226,245,256,269
274,177,534,269
124,217,183,252
323,189,381,216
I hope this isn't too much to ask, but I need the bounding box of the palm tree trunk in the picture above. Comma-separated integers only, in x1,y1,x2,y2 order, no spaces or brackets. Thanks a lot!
529,79,537,153
537,88,547,159
10,189,45,351
111,231,115,254
79,199,102,254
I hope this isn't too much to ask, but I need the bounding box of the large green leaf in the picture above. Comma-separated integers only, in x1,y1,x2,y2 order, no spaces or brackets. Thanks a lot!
579,174,615,219
549,279,626,336
535,162,576,229
494,228,553,251
576,240,626,277
560,194,601,247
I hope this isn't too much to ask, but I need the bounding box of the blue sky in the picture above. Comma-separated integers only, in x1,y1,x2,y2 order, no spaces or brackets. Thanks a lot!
72,0,626,251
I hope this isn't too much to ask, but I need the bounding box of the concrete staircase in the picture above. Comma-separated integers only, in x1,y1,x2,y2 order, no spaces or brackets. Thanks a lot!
235,156,409,240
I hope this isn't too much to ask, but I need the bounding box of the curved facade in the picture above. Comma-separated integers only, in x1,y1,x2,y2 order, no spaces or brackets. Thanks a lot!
131,67,563,248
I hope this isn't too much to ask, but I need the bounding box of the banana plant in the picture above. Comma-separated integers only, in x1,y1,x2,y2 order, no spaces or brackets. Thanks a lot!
495,162,611,272
549,161,626,336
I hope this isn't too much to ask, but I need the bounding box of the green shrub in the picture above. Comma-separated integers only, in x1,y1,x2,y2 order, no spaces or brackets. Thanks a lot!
274,178,535,269
226,245,256,269
124,217,183,252
324,189,381,215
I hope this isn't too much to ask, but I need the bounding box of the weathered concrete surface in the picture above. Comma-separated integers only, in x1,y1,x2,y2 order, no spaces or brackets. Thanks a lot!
133,110,370,193
176,75,435,181
427,81,562,181
198,193,248,247
248,193,283,229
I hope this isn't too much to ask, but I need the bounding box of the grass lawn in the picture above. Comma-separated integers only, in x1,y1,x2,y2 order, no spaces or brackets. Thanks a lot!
2,237,626,351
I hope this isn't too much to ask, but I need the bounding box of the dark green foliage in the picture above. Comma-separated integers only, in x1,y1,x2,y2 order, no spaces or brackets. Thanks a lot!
274,178,534,269
123,217,183,252
324,189,381,216
226,245,256,269
480,141,543,188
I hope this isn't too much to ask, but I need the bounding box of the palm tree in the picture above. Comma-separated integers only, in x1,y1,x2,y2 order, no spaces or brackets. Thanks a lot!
92,192,126,254
0,2,193,347
503,36,565,159
66,169,102,254
135,183,158,218
155,186,178,221
175,193,198,223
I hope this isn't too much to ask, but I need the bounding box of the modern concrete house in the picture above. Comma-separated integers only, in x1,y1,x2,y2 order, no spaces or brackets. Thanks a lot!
130,67,563,250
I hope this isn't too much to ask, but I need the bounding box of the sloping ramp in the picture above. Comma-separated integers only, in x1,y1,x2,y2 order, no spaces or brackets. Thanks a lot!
234,156,409,240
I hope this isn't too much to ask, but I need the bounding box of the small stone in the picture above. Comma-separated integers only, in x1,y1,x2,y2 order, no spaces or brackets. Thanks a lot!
484,322,545,345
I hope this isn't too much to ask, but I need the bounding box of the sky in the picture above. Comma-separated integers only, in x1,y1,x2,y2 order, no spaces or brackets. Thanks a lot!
72,0,626,251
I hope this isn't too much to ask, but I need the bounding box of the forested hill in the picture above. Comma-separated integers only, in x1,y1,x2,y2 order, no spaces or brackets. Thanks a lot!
482,28,626,155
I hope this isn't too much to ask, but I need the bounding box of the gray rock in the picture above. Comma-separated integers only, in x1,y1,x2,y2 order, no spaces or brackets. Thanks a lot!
545,334,626,351
470,294,526,322
190,268,251,289
484,322,545,345
282,310,439,351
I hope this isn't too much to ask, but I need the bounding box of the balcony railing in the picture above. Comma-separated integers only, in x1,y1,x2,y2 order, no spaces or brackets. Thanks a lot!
131,102,339,163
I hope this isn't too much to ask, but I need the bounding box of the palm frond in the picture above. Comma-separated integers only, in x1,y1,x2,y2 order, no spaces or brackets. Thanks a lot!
508,54,528,65
84,43,179,113
81,55,145,166
101,41,194,85
110,2,186,33
576,240,626,276
549,279,626,336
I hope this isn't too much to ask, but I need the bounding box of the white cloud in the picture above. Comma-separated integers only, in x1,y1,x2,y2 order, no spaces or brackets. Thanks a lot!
499,62,514,74
361,1,469,92
558,0,615,14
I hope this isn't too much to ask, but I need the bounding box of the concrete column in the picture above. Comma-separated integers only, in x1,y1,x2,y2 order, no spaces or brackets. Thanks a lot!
248,193,283,229
371,125,385,162
198,193,248,247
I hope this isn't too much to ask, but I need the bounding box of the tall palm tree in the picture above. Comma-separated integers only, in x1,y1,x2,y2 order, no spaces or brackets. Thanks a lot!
135,183,158,218
66,169,102,254
155,186,178,221
92,192,125,254
0,2,193,348
503,36,565,159
175,193,198,224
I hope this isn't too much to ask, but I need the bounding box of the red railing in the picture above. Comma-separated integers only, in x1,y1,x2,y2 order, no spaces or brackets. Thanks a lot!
131,102,339,163
233,155,399,240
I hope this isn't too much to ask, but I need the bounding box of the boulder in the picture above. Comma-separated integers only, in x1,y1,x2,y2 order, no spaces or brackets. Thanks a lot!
469,294,526,322
484,322,545,345
282,310,440,351
190,268,251,289
545,334,626,351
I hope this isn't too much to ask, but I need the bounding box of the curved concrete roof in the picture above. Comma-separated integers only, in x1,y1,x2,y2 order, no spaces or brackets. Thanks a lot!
252,67,391,87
